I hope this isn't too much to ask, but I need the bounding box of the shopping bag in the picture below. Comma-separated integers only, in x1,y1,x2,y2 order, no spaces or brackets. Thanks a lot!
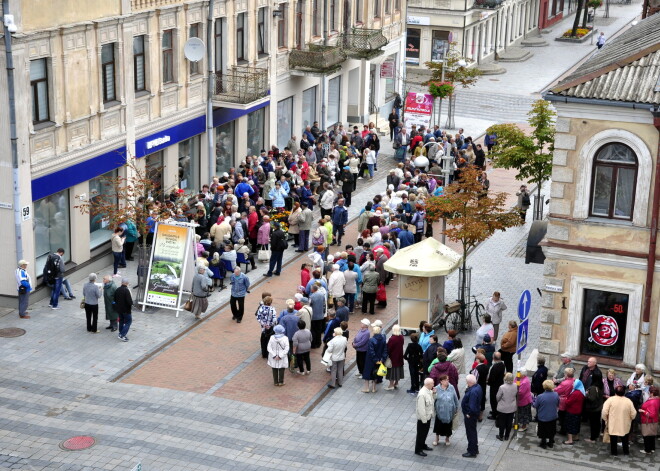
377,363,388,377
258,246,271,262
376,283,387,302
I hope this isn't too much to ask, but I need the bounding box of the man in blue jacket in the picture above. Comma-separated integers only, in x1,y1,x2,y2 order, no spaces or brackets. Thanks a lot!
229,267,251,323
461,374,482,458
397,224,415,248
331,198,348,246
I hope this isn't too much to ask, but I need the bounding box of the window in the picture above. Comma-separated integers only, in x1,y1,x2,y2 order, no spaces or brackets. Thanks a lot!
189,24,201,75
277,97,293,150
162,29,175,84
216,122,235,175
590,143,637,220
278,4,287,48
385,0,390,14
330,0,337,31
236,13,246,61
312,0,320,36
406,28,421,64
383,53,397,98
580,289,629,360
257,7,267,55
295,2,303,49
146,152,164,200
34,190,70,275
30,59,50,123
89,170,118,249
215,19,224,74
327,76,341,126
133,36,146,91
179,136,199,191
431,31,450,62
302,86,317,129
355,0,363,23
395,0,401,11
101,44,116,102
374,0,381,18
247,108,265,157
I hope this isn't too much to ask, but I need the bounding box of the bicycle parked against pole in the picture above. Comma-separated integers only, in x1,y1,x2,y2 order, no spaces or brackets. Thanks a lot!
439,295,485,334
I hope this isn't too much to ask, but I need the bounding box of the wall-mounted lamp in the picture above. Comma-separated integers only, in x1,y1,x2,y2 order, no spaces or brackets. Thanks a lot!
3,14,17,33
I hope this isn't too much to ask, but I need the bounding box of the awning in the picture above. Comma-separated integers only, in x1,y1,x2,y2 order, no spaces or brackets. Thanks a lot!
384,237,462,277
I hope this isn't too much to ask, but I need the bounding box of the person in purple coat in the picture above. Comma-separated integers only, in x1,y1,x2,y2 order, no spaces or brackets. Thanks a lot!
352,319,371,378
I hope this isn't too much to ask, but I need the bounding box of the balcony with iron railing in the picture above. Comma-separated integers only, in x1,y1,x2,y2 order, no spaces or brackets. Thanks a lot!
289,45,347,75
339,28,388,60
131,0,182,10
212,66,269,110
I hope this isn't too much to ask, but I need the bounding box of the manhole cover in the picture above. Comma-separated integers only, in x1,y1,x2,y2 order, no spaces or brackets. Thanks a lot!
0,328,26,338
59,436,96,451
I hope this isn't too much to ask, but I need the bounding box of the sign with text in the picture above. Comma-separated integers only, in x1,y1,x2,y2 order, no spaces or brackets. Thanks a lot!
145,224,189,308
380,59,395,79
403,93,433,132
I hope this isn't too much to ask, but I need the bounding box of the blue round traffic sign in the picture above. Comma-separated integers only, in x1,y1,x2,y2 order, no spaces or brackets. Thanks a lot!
518,290,531,321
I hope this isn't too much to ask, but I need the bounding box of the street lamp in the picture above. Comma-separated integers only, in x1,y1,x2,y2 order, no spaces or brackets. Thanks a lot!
440,152,454,245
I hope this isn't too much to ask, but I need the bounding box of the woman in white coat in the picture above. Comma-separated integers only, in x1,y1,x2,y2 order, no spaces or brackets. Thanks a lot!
267,325,290,386
323,327,348,389
327,264,346,311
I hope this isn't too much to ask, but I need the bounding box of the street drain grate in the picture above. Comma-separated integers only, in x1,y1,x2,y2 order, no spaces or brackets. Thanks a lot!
0,328,26,338
59,436,96,451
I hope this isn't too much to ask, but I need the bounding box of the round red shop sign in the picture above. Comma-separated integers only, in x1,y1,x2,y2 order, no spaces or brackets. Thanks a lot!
588,315,619,347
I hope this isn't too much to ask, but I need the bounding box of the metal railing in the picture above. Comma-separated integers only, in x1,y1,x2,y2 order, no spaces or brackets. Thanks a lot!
339,28,388,59
289,45,347,74
213,66,269,105
131,0,182,11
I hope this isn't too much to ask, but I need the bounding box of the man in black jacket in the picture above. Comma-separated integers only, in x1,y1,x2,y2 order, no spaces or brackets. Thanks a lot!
265,222,287,277
422,335,440,377
487,352,506,420
114,277,133,342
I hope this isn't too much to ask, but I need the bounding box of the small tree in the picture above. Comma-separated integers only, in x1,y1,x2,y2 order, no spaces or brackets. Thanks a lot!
426,166,522,313
486,99,556,219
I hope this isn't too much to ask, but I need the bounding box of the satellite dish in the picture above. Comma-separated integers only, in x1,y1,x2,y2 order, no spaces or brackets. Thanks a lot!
184,37,205,62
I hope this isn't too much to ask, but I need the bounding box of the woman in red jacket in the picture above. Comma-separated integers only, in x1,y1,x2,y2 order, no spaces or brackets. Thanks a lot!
563,379,586,445
639,386,659,454
385,325,405,390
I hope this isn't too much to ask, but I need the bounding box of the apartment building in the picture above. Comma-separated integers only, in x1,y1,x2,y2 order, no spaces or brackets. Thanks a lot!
406,0,539,67
0,0,406,304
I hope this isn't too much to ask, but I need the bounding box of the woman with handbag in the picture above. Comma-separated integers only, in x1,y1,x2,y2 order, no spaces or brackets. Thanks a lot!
257,216,271,262
267,325,289,386
82,273,102,333
385,324,405,390
361,324,387,393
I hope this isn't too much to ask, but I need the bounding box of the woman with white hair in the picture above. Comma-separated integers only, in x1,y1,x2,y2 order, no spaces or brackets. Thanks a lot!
328,264,346,311
82,273,102,333
627,364,646,390
267,325,289,386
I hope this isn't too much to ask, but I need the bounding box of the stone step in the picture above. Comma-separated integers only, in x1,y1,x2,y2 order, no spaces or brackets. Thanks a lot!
496,49,533,62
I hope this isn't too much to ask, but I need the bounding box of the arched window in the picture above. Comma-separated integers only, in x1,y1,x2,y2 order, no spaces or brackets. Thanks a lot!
590,143,638,220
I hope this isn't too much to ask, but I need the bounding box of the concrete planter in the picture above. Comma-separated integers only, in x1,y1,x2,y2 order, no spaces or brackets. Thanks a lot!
555,29,594,43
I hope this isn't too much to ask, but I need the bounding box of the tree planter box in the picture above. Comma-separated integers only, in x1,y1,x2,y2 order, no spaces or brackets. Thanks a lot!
555,29,594,43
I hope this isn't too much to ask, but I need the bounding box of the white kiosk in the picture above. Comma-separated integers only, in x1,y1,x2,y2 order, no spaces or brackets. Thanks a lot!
384,237,461,334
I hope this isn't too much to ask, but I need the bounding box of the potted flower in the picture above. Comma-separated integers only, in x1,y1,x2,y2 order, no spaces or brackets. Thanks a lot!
428,81,455,99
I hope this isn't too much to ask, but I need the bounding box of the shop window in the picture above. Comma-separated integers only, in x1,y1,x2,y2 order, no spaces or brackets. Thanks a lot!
277,96,293,150
101,43,117,103
133,36,147,92
89,170,118,249
327,76,341,127
580,288,629,360
590,143,637,220
34,190,70,275
247,108,265,157
406,28,421,64
216,122,235,175
162,29,175,84
179,136,200,191
431,31,450,62
189,24,202,75
302,86,317,129
146,151,164,200
383,54,397,98
30,58,50,124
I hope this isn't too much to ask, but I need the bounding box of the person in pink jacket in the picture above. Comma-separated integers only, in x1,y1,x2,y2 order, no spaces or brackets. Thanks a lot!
639,386,659,454
554,368,575,435
257,216,271,248
517,368,534,431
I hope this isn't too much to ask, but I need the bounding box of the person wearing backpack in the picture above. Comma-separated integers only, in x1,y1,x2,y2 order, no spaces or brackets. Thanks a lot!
516,185,531,223
44,248,65,310
16,260,32,319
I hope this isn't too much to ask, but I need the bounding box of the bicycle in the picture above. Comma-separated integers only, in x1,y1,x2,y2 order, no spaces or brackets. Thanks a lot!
470,295,486,327
440,296,485,334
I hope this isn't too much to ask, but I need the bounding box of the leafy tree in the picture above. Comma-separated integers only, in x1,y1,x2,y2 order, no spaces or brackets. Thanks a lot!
486,99,556,217
426,166,522,313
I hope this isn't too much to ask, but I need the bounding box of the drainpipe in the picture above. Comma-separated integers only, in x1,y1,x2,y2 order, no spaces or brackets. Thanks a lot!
207,0,215,181
3,0,24,264
641,108,660,364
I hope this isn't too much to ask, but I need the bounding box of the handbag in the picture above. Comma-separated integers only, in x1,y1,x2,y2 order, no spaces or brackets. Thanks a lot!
602,427,610,444
384,358,392,368
376,283,387,302
258,245,271,262
183,297,193,312
377,363,388,377
80,297,86,309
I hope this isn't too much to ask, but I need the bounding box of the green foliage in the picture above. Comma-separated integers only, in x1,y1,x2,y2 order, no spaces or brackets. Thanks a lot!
423,42,481,90
487,99,556,189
